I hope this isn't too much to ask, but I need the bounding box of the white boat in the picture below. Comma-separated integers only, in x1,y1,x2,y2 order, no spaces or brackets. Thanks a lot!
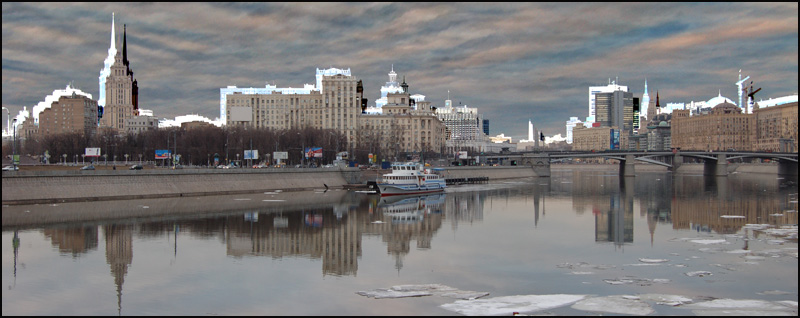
376,162,446,196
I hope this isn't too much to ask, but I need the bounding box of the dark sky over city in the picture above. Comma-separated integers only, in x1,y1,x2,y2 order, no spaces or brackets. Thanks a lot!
2,2,797,140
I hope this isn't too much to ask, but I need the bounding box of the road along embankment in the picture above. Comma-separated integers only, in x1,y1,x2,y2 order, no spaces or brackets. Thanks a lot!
2,168,361,205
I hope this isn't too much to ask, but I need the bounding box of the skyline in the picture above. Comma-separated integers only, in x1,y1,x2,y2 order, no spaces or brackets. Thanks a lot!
2,2,798,141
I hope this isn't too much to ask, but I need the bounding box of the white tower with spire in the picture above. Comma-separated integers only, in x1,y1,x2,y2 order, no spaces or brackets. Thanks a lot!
98,12,117,109
641,79,650,120
375,65,404,109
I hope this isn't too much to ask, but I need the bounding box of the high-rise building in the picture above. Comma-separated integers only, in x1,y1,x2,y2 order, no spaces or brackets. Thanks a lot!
434,95,486,153
594,89,634,133
641,79,650,121
588,79,628,124
98,15,139,132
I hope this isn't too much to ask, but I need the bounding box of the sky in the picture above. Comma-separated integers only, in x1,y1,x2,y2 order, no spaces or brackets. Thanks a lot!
2,2,798,141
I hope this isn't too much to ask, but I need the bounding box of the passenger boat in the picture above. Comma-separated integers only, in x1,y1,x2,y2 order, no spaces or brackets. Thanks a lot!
376,162,446,196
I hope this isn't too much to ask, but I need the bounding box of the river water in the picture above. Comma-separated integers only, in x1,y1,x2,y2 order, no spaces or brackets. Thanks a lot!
2,168,797,315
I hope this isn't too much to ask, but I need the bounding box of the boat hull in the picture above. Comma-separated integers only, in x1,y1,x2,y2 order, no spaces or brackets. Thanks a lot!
377,183,445,196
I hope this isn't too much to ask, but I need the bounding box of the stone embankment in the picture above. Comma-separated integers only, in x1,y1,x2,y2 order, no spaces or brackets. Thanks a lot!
1,163,783,205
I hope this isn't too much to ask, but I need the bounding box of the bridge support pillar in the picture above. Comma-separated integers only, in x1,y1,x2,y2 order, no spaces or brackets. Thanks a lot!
525,153,550,177
620,154,636,177
671,153,683,172
704,154,728,176
778,160,798,176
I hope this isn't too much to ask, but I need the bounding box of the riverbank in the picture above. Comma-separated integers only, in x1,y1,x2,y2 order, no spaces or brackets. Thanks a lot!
2,163,786,205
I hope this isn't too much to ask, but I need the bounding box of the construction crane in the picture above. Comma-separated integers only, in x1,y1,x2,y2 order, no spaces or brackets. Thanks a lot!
735,69,750,110
746,81,761,113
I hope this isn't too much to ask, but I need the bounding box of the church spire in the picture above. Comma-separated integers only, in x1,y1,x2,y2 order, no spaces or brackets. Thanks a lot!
656,91,660,108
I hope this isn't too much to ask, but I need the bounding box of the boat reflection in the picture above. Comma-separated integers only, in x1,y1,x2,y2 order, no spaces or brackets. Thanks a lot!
377,193,445,224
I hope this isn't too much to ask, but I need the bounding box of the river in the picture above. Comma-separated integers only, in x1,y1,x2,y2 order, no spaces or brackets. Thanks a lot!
2,168,797,315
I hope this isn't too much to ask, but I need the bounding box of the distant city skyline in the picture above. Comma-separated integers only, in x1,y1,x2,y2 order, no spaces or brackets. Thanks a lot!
2,2,797,140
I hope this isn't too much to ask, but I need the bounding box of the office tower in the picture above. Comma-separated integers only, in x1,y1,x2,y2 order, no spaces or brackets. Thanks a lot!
37,93,98,138
594,89,634,133
588,79,628,124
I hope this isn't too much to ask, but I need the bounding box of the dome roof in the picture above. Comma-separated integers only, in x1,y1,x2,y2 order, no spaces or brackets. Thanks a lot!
707,90,736,108
658,121,669,127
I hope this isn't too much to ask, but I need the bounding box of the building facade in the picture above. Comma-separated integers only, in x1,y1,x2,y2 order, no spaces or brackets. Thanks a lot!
594,89,634,134
671,102,754,151
571,124,627,152
358,91,446,158
588,80,628,124
37,93,98,138
224,68,365,147
753,98,798,152
99,20,139,133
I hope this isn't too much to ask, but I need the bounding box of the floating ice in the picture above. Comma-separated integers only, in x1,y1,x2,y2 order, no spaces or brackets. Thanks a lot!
720,215,745,219
726,249,752,254
683,298,795,316
638,294,693,306
569,271,594,275
685,271,713,277
571,295,654,315
358,284,489,300
770,214,785,217
691,239,728,245
757,290,792,295
142,206,149,209
743,224,771,230
440,294,588,316
603,277,670,286
262,200,286,202
233,198,251,200
639,258,669,263
371,221,386,224
744,255,766,261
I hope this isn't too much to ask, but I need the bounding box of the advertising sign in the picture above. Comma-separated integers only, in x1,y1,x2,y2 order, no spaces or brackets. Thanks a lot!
305,147,322,158
85,148,101,157
155,149,171,159
457,151,468,159
273,152,288,160
610,129,620,150
244,150,259,160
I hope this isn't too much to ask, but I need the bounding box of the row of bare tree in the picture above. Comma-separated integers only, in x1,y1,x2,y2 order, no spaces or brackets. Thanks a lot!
2,126,444,166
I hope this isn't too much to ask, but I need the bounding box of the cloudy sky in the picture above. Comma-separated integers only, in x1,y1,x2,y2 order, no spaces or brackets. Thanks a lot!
2,2,797,140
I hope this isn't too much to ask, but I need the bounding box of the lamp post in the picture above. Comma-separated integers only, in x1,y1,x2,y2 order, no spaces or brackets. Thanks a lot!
139,153,142,165
74,154,78,166
11,119,17,170
82,154,85,165
62,154,67,166
125,154,129,165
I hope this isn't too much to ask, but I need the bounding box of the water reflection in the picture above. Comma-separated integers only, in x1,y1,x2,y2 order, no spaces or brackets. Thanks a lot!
2,172,797,315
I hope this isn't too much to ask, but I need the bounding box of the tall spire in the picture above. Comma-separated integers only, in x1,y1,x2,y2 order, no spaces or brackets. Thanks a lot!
109,12,116,54
656,91,660,108
123,24,128,66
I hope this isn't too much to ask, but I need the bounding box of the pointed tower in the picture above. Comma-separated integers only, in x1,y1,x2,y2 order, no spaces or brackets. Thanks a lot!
98,13,117,113
122,24,128,67
401,76,408,94
641,79,650,120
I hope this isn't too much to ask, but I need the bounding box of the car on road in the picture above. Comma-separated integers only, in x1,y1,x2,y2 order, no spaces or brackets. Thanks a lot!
130,164,143,170
80,165,95,170
2,165,19,171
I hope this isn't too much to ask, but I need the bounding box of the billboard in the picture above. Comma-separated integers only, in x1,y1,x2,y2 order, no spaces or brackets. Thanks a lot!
155,149,172,159
273,152,288,160
85,147,101,157
229,106,252,122
610,129,620,150
305,147,322,158
244,150,259,160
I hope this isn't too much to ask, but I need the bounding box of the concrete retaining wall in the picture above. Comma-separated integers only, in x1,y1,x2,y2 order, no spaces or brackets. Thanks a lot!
2,168,359,205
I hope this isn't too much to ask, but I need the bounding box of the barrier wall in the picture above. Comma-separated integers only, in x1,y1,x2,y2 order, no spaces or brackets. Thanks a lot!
2,168,359,205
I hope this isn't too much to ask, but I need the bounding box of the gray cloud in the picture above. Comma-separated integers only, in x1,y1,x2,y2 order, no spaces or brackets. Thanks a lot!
2,2,797,140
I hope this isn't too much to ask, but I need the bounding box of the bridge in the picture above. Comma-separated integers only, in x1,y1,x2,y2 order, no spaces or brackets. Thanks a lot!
480,151,798,177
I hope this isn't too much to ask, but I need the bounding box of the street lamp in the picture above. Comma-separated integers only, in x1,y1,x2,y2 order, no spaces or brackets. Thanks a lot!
81,154,85,165
11,118,17,170
139,153,142,165
125,154,129,165
62,154,67,165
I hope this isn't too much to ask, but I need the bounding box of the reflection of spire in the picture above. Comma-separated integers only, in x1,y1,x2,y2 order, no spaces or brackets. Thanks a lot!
105,225,132,316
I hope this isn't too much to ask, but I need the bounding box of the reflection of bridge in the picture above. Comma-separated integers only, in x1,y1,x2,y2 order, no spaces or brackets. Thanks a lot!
482,151,798,177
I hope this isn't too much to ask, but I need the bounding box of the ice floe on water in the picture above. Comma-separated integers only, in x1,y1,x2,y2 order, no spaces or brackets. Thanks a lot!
603,277,670,286
556,262,615,270
683,298,798,316
639,258,669,263
357,284,489,300
571,295,655,315
440,294,588,316
720,215,745,219
685,271,713,277
690,239,729,245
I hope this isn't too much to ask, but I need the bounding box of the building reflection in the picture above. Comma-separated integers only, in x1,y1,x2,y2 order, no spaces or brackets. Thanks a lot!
42,226,99,257
594,176,634,247
104,224,133,316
